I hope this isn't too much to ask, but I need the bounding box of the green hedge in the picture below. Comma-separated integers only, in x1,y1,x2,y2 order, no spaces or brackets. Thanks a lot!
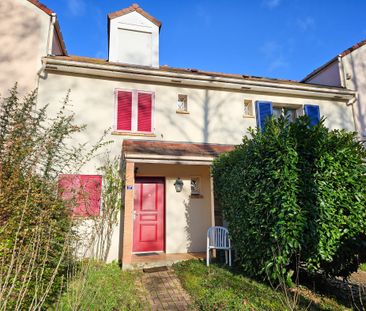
212,116,366,282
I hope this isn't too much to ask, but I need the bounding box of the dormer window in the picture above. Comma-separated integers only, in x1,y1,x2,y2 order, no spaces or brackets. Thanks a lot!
108,4,161,68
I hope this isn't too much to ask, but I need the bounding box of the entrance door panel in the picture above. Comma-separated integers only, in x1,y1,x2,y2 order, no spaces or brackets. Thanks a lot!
133,178,164,252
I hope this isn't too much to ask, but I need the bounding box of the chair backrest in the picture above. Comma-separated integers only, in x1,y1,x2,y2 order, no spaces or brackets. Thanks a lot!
207,226,230,248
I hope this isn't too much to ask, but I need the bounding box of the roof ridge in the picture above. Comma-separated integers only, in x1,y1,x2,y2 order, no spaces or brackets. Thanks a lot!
26,0,53,16
108,3,162,28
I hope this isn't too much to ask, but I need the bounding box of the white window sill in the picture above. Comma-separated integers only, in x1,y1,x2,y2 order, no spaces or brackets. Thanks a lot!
112,131,156,137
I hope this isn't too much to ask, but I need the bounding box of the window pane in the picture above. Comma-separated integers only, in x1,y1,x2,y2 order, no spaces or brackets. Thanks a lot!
272,107,282,120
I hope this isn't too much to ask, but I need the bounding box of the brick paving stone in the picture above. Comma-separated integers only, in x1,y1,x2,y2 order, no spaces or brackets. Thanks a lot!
139,267,195,310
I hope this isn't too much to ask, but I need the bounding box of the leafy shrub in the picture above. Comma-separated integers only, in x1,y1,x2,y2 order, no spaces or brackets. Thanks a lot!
212,116,366,282
0,86,105,309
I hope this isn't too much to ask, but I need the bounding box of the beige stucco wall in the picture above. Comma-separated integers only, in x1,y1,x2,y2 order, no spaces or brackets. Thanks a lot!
342,45,366,138
36,70,355,261
0,0,51,97
37,71,355,175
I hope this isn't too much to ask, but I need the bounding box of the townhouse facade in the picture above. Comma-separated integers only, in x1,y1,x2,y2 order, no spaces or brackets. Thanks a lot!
1,1,358,269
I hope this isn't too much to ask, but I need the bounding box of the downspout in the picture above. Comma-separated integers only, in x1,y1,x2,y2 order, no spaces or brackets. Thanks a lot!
36,13,56,97
340,55,361,136
47,13,57,56
338,55,346,88
346,92,359,134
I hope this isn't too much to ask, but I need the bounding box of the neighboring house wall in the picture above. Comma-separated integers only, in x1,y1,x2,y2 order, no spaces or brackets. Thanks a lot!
306,60,341,87
341,44,366,137
0,0,65,97
303,42,366,138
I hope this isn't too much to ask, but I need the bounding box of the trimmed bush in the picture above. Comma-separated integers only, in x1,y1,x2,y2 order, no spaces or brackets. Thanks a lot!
212,116,366,282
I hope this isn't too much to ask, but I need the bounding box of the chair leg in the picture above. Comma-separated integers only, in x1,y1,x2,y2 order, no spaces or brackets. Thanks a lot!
225,250,228,265
206,248,210,266
229,249,232,267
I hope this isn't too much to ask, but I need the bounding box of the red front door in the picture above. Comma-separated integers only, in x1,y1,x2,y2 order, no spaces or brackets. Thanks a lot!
133,178,165,253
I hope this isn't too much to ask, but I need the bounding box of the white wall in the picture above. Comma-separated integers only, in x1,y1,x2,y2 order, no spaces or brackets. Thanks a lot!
306,60,341,87
109,11,159,68
341,45,366,137
0,0,51,96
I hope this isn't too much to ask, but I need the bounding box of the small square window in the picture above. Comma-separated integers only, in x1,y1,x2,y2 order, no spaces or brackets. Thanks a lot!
244,99,254,117
177,94,188,113
191,176,201,195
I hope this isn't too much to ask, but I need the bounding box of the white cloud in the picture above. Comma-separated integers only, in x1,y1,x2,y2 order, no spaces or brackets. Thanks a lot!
269,57,289,71
67,0,86,16
260,41,289,72
195,4,212,27
296,17,315,31
263,0,281,9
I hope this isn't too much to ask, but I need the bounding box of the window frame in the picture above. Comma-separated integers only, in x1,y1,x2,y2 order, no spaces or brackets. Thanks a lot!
272,103,303,122
114,88,155,134
176,94,189,114
190,176,201,196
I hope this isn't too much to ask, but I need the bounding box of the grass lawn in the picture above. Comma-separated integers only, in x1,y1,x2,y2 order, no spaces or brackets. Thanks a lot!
174,260,349,311
55,261,145,311
359,263,366,272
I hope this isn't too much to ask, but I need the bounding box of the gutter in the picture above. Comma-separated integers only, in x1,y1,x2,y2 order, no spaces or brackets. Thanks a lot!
43,58,356,101
124,153,215,165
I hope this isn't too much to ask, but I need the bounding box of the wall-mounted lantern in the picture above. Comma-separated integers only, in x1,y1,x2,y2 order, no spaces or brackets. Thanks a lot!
174,177,184,192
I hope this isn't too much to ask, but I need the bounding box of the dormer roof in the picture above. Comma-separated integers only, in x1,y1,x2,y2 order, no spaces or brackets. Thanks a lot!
108,3,162,29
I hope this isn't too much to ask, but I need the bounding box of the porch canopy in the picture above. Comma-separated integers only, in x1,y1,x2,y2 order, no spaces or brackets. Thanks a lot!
120,140,235,269
122,139,235,165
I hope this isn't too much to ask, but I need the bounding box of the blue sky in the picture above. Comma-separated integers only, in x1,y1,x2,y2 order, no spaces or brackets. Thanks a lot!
42,0,366,81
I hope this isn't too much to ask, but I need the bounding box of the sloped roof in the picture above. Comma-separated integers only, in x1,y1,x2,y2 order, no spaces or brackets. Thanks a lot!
108,3,162,28
339,38,366,57
123,140,235,158
302,38,366,82
27,0,53,15
48,55,309,87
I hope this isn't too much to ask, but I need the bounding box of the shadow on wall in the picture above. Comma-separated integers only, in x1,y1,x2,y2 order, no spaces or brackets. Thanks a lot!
0,1,43,96
184,195,211,253
154,83,242,145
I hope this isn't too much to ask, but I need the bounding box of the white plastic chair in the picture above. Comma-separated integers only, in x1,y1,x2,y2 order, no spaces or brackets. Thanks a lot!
206,226,232,266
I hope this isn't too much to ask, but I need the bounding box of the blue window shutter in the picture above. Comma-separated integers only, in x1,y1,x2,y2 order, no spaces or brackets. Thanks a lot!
304,104,320,126
255,101,273,131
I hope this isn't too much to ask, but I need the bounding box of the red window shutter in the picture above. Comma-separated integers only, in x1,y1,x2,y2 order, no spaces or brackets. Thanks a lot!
137,93,152,132
79,175,102,217
117,91,132,131
58,174,102,217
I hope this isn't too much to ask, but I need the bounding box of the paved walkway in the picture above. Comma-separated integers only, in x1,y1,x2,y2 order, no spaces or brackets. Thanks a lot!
139,267,195,311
